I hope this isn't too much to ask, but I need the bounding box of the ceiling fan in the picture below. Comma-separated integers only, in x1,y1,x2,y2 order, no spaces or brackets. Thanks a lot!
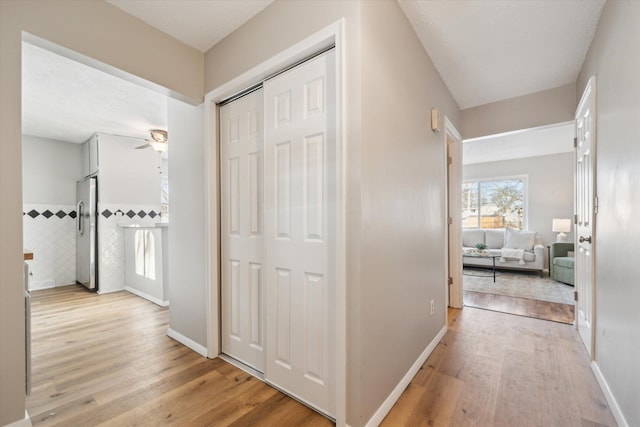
135,129,168,152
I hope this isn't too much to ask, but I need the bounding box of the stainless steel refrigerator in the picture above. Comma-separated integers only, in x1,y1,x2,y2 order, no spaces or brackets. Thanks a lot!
76,176,98,291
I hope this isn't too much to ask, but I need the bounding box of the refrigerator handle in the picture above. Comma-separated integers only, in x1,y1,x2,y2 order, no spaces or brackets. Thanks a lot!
77,200,85,236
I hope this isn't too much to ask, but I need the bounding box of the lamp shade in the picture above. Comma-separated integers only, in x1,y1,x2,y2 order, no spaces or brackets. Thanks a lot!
552,218,571,233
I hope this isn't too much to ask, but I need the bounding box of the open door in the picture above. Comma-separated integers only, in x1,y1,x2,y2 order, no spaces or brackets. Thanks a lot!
445,118,463,308
575,76,596,358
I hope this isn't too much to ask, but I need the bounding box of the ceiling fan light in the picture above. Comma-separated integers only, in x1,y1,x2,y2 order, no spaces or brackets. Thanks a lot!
150,140,168,152
150,129,168,143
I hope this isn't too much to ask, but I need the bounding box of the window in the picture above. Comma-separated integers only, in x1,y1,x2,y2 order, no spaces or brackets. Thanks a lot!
462,177,526,229
134,230,156,280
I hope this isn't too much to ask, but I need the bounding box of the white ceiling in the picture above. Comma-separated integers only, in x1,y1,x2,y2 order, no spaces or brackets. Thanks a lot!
106,0,274,52
22,0,606,148
397,0,606,109
463,122,574,165
22,42,167,144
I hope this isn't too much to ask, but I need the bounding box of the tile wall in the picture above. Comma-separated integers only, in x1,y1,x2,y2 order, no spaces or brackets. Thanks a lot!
22,203,162,293
23,204,77,290
97,203,162,293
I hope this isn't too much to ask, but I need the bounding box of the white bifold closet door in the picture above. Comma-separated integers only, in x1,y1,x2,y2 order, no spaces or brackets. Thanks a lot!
263,49,336,417
220,49,336,417
220,89,265,372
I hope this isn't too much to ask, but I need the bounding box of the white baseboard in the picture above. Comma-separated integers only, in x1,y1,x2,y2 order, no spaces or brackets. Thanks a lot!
364,324,448,427
3,411,32,427
124,286,169,307
166,328,208,358
29,279,55,291
591,361,629,427
97,286,125,295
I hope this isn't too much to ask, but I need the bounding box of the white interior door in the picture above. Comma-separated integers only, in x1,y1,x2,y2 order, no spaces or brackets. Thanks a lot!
263,50,336,417
220,89,265,372
575,76,596,358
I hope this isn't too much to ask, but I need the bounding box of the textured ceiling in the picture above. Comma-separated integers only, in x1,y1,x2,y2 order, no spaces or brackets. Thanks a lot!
463,122,574,165
22,42,167,144
397,0,605,109
106,0,274,52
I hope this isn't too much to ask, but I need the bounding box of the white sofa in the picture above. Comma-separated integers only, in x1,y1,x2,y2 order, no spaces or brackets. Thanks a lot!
462,228,545,277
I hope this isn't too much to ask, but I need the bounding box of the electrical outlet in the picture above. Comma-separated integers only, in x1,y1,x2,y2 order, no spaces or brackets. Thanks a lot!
430,300,435,315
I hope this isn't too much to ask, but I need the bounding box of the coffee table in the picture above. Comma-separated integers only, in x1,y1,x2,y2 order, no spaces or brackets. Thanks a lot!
462,253,500,283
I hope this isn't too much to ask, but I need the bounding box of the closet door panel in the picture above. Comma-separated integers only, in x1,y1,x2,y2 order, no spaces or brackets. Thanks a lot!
264,50,336,417
220,89,265,372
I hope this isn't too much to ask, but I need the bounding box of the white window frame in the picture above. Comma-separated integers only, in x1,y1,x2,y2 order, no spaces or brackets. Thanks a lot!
462,175,529,230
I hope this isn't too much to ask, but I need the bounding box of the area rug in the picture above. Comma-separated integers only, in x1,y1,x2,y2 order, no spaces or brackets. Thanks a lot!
463,268,575,305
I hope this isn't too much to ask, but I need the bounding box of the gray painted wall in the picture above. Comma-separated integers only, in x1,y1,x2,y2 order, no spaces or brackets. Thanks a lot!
22,135,84,205
578,1,640,426
463,153,574,269
460,83,576,139
167,98,206,347
358,1,460,423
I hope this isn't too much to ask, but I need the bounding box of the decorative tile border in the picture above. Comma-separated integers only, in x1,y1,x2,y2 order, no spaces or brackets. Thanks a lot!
97,204,162,294
23,204,76,289
23,208,77,219
22,208,163,220
23,203,163,293
100,209,160,219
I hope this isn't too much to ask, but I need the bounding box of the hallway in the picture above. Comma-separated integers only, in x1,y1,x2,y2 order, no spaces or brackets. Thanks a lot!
381,307,616,426
27,286,616,426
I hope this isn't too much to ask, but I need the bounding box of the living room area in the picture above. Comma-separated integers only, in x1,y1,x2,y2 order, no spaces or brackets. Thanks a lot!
460,122,576,324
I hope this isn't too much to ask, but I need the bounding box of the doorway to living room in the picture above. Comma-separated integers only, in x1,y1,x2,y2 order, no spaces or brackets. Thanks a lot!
460,123,576,324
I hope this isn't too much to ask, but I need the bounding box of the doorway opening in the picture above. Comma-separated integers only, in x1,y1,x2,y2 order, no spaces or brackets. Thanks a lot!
21,33,178,418
457,122,576,324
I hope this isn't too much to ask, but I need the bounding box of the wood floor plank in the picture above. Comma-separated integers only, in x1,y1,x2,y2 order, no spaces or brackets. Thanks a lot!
26,285,333,427
379,383,426,426
381,307,617,427
185,378,280,426
464,290,575,324
29,285,614,427
449,353,502,426
228,392,330,427
404,372,464,427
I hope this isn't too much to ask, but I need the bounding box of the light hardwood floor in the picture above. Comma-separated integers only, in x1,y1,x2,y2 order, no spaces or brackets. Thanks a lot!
381,307,616,427
29,285,615,427
27,285,332,426
463,290,575,324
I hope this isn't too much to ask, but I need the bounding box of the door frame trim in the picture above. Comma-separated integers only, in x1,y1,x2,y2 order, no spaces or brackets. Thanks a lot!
575,75,597,359
203,20,346,426
444,118,463,309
